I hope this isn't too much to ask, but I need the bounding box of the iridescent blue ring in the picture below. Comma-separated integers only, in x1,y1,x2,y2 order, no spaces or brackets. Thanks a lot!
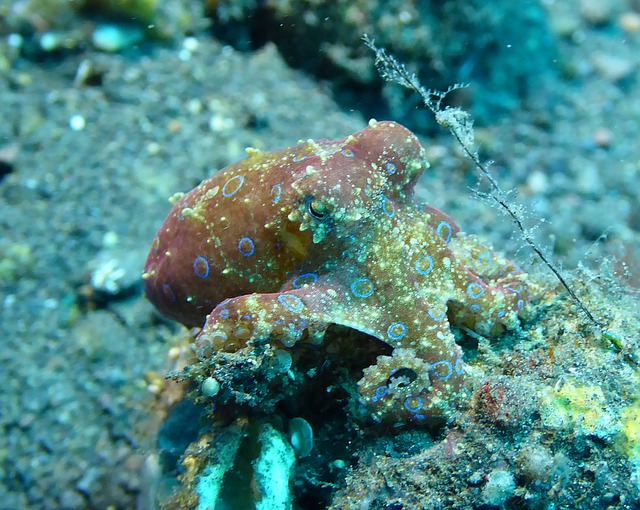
381,197,395,218
387,322,407,341
238,237,255,256
350,277,375,298
222,175,245,197
432,360,453,381
404,396,424,413
428,308,446,321
278,294,305,312
193,256,210,279
436,221,453,243
415,254,434,275
292,273,319,288
271,184,282,204
467,282,485,299
372,385,388,403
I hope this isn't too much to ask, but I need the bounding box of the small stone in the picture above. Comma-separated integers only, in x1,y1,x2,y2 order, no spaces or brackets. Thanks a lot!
619,12,640,33
288,417,314,457
59,489,86,510
526,170,549,194
468,470,484,486
481,469,516,507
102,231,119,249
92,24,143,52
69,115,86,131
591,52,634,82
580,0,614,25
593,128,613,148
201,377,221,397
40,32,62,52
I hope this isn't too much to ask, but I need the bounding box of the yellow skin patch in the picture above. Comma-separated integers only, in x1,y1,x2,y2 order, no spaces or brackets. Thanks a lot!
143,120,530,425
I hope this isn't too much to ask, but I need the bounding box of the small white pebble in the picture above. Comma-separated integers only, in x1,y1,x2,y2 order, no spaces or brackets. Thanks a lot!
43,298,58,309
186,98,203,115
201,377,221,397
7,33,23,49
289,417,314,457
183,37,199,52
39,32,59,52
69,114,86,131
526,170,549,194
146,141,161,155
167,346,181,361
102,231,119,248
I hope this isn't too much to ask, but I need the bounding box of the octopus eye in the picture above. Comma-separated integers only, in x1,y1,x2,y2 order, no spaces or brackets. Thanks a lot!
387,367,418,388
305,195,330,221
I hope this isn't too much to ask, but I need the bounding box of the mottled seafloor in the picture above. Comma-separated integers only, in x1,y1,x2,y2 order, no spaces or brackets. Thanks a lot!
1,0,640,509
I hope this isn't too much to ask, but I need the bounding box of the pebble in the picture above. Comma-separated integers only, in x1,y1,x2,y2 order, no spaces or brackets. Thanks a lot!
593,127,613,148
580,0,614,25
591,52,634,82
619,12,640,33
69,115,86,131
59,489,86,510
526,170,550,194
201,377,221,397
92,24,143,52
288,417,314,457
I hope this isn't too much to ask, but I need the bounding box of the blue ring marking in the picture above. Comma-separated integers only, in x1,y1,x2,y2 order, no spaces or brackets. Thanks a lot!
467,282,485,299
404,396,424,413
436,221,453,243
278,294,305,312
222,175,245,197
517,299,525,309
478,250,492,264
428,308,446,321
238,237,255,256
292,154,308,163
161,283,176,303
372,385,388,403
364,184,373,197
381,197,395,218
455,358,465,375
341,148,355,158
469,303,481,313
386,162,397,174
503,282,524,294
351,277,375,298
271,184,282,204
292,273,319,288
415,254,434,275
413,414,426,421
432,360,453,381
220,308,230,319
387,322,407,341
193,256,210,279
497,309,506,318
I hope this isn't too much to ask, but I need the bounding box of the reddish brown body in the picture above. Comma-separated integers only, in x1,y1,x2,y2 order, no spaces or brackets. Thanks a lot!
143,120,530,424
